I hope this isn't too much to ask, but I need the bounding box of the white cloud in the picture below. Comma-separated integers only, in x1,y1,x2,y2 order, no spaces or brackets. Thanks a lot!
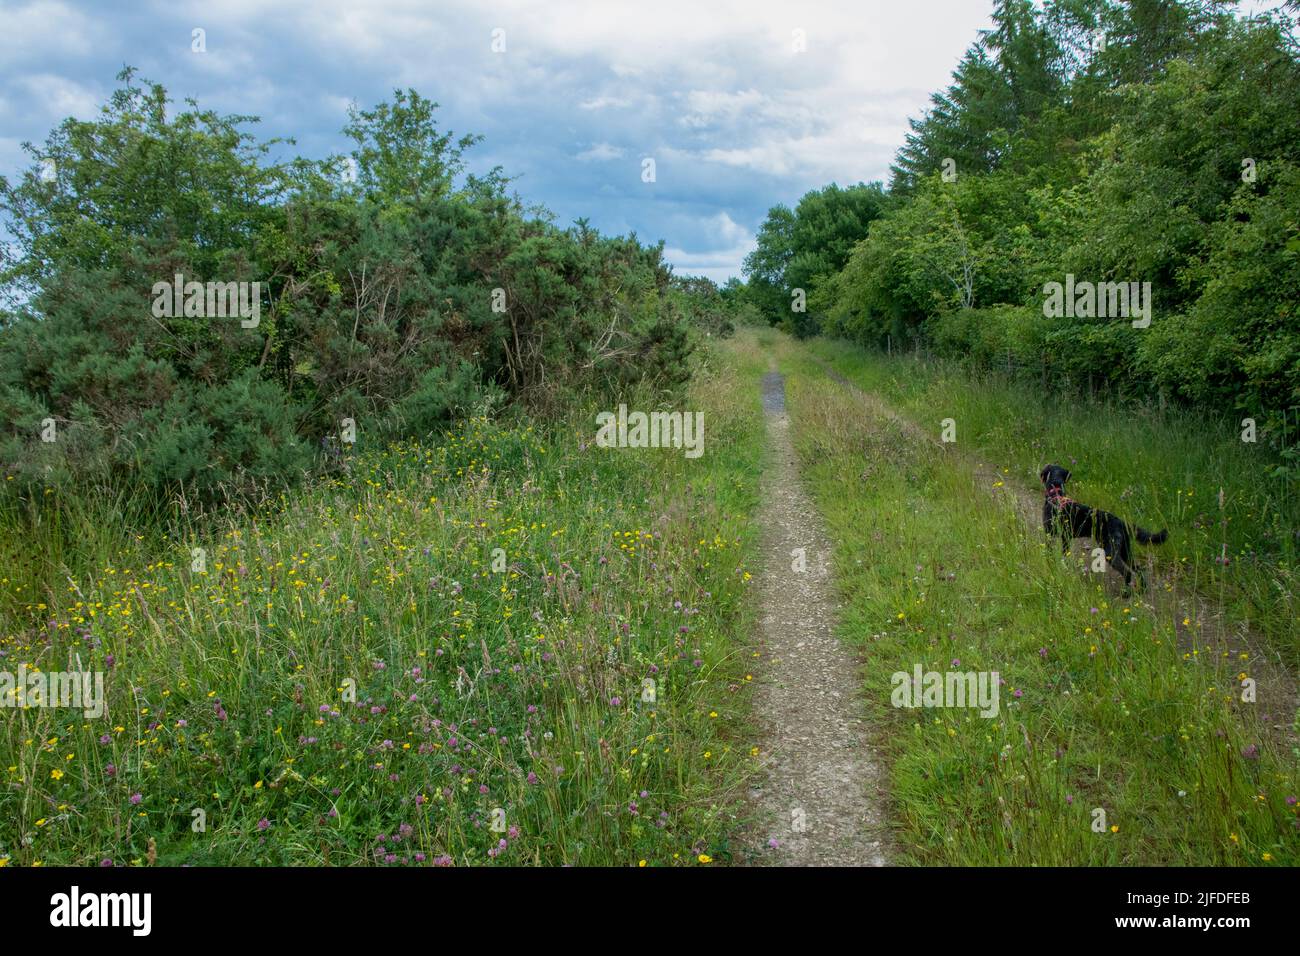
0,1,94,67
193,0,994,187
17,73,100,120
578,95,631,111
2,0,1004,280
576,142,625,162
664,211,754,282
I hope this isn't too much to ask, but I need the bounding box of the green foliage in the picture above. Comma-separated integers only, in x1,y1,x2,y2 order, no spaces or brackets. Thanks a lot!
807,2,1300,467
0,71,711,501
741,183,887,336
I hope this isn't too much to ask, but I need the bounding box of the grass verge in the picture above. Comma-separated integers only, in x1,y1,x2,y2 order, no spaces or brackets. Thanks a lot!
777,335,1299,865
0,335,769,867
805,338,1298,664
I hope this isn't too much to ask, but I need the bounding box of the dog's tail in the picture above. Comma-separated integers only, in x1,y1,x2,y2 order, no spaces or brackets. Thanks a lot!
1136,527,1168,545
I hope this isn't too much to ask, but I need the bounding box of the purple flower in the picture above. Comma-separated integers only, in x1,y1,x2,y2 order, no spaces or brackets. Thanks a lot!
129,792,142,805
257,817,271,831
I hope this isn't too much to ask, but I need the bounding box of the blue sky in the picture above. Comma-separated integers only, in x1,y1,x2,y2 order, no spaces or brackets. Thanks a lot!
0,1,1284,281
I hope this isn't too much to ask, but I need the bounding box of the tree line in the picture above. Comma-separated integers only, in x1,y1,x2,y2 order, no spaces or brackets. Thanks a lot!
0,71,735,502
741,0,1300,468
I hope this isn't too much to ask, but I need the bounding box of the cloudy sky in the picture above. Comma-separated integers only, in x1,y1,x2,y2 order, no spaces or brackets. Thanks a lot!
0,0,1284,281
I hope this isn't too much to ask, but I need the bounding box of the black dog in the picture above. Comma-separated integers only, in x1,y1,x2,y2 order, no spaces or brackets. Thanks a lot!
1040,464,1167,594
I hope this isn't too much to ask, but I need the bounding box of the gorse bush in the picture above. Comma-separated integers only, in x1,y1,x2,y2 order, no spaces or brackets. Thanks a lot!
740,2,1300,466
0,70,718,500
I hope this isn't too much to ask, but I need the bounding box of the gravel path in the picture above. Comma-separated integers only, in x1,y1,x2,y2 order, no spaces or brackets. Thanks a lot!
738,370,889,866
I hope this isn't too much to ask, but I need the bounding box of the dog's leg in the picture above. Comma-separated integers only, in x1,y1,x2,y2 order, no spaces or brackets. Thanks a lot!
1120,535,1144,591
1109,552,1135,596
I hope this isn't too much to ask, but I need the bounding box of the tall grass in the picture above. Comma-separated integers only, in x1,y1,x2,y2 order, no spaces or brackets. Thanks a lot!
0,336,769,867
775,337,1298,865
806,339,1299,664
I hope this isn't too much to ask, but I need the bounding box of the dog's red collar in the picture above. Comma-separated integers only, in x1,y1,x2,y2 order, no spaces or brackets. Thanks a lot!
1046,487,1073,508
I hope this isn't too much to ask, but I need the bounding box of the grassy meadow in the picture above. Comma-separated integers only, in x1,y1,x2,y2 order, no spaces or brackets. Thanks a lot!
0,339,769,867
3,326,1296,867
775,334,1299,865
806,338,1299,664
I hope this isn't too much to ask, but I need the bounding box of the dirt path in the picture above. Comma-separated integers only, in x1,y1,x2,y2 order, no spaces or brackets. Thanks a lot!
738,369,889,867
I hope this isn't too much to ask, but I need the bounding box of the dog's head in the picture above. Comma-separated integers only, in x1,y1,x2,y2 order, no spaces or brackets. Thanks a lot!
1039,463,1071,495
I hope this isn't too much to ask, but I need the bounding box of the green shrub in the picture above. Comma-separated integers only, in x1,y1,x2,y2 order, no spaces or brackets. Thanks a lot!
0,72,705,502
